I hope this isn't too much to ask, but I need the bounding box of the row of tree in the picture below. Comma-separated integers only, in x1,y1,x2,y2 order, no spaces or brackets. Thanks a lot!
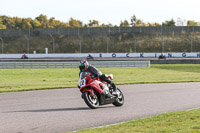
0,14,199,29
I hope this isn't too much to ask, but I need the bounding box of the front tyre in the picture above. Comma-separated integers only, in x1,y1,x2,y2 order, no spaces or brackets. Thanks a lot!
112,88,124,107
83,91,99,109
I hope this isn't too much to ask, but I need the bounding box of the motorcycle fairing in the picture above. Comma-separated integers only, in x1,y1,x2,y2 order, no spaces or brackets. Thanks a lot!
80,79,104,94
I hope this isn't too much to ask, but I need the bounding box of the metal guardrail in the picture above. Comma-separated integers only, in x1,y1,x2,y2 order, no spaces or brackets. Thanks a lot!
0,61,150,69
90,61,150,68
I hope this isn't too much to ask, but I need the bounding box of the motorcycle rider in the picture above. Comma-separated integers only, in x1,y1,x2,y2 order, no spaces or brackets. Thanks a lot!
79,60,117,98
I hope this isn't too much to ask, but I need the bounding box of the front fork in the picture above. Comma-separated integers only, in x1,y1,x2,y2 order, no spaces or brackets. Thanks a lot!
81,88,94,99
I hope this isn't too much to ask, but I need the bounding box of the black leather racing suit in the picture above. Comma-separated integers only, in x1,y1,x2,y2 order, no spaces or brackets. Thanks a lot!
80,65,116,90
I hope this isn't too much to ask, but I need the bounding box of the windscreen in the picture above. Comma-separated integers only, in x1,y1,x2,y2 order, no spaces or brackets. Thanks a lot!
79,72,88,79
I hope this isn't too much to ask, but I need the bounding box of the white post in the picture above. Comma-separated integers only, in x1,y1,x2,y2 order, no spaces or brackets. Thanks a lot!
45,48,48,54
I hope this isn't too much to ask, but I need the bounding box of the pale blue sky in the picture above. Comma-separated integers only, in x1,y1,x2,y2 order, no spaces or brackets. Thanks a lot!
1,0,200,25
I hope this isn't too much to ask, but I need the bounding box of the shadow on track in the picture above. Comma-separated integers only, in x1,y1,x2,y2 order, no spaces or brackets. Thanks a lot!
4,106,115,113
5,107,89,113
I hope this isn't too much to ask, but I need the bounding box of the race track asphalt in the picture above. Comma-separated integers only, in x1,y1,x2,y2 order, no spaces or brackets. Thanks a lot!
0,82,200,133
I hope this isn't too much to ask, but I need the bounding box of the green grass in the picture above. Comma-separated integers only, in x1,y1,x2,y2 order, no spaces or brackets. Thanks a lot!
0,68,79,92
72,108,200,133
1,64,200,93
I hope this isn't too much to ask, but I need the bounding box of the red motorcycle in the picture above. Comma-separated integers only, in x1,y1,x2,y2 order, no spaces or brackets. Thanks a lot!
78,72,124,109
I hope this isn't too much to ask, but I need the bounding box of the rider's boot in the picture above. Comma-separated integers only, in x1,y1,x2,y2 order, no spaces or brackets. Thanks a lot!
111,82,117,90
110,81,118,96
103,76,117,91
106,79,118,97
100,74,117,97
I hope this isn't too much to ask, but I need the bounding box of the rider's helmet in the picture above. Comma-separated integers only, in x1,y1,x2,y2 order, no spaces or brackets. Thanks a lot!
79,60,89,72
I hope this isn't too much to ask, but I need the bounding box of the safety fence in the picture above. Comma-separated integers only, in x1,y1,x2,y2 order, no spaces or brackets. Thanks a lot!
0,26,200,36
0,61,150,69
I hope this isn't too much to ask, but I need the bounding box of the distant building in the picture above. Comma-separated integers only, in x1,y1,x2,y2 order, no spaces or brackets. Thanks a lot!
176,18,187,26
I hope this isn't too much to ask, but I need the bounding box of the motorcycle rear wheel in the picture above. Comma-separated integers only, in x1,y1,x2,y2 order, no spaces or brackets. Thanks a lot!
83,91,99,109
112,88,124,107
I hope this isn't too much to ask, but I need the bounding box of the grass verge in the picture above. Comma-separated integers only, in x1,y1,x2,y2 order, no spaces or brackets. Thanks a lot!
1,64,200,93
72,108,200,133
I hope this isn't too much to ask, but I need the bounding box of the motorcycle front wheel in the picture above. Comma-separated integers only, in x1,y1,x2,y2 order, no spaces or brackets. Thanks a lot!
83,91,99,109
